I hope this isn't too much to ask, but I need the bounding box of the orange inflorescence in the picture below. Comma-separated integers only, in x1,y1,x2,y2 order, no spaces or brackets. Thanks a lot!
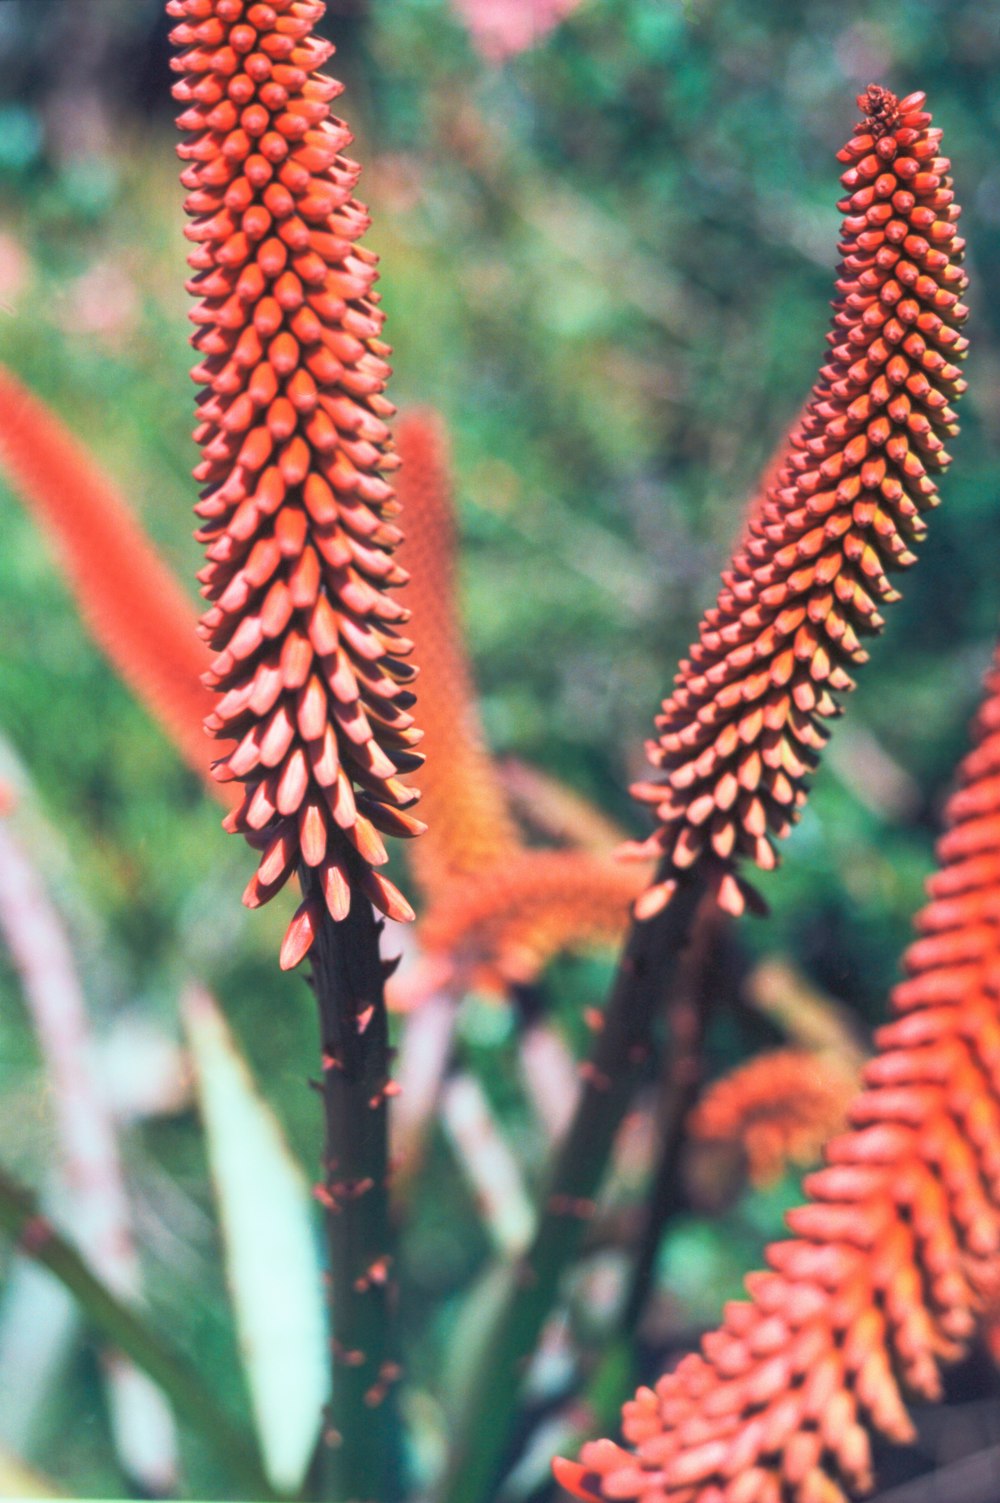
737,405,810,539
391,849,645,1008
556,643,1000,1503
0,366,226,795
628,87,967,922
688,1047,858,1188
169,0,423,968
499,758,630,857
388,408,651,1009
394,411,521,893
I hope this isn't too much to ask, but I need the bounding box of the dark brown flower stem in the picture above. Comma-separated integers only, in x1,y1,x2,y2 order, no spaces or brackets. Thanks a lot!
619,1043,703,1335
305,867,402,1503
621,904,722,1332
553,913,721,1469
0,1165,277,1499
438,871,705,1503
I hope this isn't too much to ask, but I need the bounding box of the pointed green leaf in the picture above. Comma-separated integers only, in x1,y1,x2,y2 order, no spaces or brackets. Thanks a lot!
182,986,327,1494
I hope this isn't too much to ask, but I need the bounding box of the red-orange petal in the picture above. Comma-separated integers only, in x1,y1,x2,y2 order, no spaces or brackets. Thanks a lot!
279,898,321,971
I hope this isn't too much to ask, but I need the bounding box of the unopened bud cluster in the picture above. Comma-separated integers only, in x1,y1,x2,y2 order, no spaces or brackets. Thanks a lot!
169,0,423,967
629,88,968,922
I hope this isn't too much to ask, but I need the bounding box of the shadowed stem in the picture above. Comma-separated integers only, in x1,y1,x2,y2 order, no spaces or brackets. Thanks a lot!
0,1165,275,1500
306,869,402,1503
866,1441,1000,1503
622,903,722,1331
546,911,723,1477
438,872,705,1503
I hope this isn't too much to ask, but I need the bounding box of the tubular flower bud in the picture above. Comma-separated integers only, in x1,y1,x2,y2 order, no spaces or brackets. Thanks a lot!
168,0,423,965
394,411,521,893
557,643,1000,1503
738,404,810,538
628,87,968,922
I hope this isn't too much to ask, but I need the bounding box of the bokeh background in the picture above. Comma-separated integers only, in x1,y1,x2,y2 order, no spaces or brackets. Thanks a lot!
2,0,1000,1498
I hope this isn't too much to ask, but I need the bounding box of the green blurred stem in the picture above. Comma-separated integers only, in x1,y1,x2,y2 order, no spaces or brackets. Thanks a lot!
307,871,401,1503
438,872,704,1503
0,1165,276,1500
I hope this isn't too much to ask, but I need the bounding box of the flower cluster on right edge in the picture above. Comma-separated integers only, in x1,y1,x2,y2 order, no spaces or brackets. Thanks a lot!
627,87,968,924
557,599,1000,1491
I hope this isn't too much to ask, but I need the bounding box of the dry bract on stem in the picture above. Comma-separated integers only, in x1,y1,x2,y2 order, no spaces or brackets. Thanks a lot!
627,86,968,922
169,0,423,967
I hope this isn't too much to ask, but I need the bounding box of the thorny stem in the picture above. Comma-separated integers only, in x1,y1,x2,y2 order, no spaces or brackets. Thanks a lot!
0,1165,276,1500
306,868,402,1503
438,872,704,1503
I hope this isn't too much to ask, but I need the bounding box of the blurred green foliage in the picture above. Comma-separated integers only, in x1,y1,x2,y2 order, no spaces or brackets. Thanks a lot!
0,0,999,1496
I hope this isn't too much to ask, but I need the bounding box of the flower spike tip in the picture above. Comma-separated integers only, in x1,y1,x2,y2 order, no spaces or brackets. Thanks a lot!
169,0,423,965
630,87,968,921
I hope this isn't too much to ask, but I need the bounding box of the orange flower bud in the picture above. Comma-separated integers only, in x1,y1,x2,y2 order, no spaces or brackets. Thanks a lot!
558,557,1000,1501
169,0,422,965
630,87,968,921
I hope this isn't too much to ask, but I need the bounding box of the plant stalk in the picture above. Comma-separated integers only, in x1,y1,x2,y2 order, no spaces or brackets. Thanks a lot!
307,870,401,1503
621,902,722,1331
437,871,704,1503
0,1165,275,1500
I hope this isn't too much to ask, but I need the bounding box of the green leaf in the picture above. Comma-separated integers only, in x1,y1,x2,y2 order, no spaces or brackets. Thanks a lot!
440,1260,514,1410
182,986,327,1494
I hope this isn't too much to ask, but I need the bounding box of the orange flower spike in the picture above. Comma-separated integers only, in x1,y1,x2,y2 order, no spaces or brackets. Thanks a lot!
630,87,968,921
168,0,424,965
737,403,810,538
556,635,1000,1503
0,366,229,797
391,848,645,1008
394,411,521,893
688,1047,859,1188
